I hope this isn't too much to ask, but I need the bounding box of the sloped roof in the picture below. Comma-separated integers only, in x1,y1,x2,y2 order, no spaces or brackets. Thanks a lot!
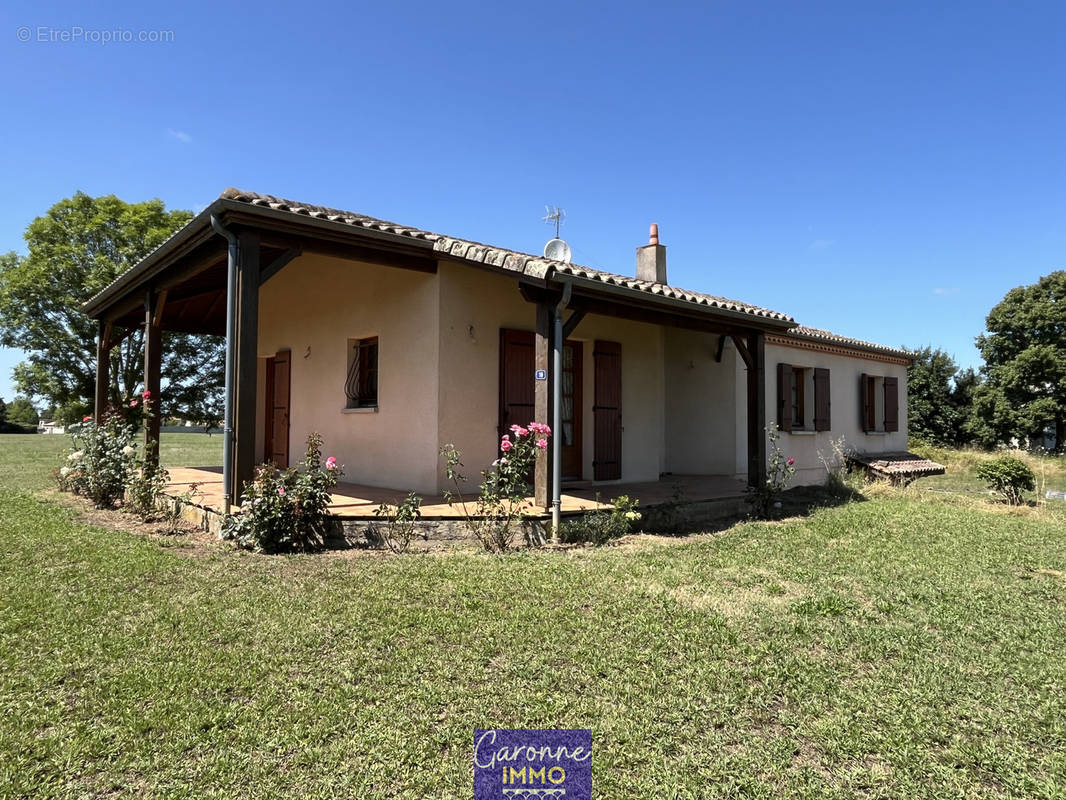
786,325,910,359
222,189,795,325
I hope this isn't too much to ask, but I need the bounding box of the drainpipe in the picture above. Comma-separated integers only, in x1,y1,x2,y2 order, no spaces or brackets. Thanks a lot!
551,277,573,535
210,215,239,516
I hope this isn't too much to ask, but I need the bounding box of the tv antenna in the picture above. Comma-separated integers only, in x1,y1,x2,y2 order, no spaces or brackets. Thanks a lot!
542,205,571,263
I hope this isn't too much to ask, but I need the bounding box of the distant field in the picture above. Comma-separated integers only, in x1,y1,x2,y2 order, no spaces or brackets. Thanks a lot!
0,432,222,492
911,441,1066,496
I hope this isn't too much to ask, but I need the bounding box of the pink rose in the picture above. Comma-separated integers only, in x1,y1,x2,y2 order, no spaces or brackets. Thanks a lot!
510,424,528,437
500,439,513,452
325,456,337,470
536,438,548,450
142,390,152,400
787,457,794,466
82,415,92,422
129,399,138,408
277,487,286,496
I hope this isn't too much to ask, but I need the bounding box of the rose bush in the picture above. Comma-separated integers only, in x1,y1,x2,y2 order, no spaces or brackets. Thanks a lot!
441,421,551,552
221,432,342,553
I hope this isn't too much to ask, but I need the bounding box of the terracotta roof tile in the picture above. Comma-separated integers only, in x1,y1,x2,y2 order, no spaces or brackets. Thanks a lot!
222,189,794,324
787,325,909,358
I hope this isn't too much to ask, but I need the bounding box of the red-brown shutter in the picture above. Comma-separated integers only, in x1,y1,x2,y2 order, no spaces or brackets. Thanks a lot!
884,375,899,432
271,350,291,467
777,363,793,432
499,329,536,436
593,341,622,481
814,367,831,432
857,375,874,433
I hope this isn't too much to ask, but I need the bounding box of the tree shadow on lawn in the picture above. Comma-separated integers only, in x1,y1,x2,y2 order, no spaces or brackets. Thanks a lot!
637,482,866,538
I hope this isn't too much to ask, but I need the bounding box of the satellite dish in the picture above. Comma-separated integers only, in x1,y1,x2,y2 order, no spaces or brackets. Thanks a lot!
544,237,572,264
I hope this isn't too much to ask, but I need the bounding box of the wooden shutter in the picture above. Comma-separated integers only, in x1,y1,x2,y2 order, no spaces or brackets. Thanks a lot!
776,363,793,432
270,350,291,467
499,329,535,435
593,341,622,481
860,373,873,432
813,368,831,432
884,375,899,432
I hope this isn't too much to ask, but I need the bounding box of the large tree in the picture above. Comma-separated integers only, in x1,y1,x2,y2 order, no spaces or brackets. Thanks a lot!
905,346,977,446
0,192,224,423
970,271,1066,450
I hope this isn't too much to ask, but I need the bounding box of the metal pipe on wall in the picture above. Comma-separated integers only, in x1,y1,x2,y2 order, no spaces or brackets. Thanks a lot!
551,278,573,535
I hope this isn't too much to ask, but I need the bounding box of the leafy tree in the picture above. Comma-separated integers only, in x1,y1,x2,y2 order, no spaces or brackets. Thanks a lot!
906,346,977,446
6,397,38,427
0,192,224,422
970,271,1066,450
0,397,6,425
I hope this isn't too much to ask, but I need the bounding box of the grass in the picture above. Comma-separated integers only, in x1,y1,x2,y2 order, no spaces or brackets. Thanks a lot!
0,432,221,492
910,440,1066,498
1,437,1065,797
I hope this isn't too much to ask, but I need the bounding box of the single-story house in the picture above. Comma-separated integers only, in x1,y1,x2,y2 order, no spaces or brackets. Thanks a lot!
82,189,909,513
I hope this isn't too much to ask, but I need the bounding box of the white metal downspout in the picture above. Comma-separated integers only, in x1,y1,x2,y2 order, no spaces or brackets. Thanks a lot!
210,215,239,517
551,277,573,535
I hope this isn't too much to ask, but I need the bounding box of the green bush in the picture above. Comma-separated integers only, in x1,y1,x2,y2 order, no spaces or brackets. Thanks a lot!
974,455,1036,505
221,433,342,553
558,494,641,545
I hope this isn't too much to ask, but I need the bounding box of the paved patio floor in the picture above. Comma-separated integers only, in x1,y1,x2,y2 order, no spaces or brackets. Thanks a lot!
164,467,747,520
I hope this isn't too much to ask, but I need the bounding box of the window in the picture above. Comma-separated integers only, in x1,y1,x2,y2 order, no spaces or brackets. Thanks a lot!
860,373,899,433
345,337,379,408
778,363,831,432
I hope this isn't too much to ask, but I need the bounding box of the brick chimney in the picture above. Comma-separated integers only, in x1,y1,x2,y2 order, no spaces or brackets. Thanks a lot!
636,223,667,284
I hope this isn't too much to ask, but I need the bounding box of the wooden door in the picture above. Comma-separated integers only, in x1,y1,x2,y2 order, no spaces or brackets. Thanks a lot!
593,340,622,481
266,350,290,468
561,341,583,480
499,329,536,436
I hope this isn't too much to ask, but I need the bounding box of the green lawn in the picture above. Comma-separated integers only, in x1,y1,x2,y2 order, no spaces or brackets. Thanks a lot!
1,437,1064,798
0,432,221,492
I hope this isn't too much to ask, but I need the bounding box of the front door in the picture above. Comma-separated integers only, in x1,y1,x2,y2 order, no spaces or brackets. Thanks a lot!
264,350,290,468
499,330,583,480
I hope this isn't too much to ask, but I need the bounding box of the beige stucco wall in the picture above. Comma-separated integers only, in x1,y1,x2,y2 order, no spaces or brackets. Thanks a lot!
758,343,910,485
436,261,666,488
257,253,441,493
663,328,738,476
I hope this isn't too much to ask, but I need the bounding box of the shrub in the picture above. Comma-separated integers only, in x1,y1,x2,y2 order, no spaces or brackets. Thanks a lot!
370,492,423,553
126,456,170,521
441,422,551,552
975,455,1035,505
221,433,342,553
746,424,796,519
57,407,144,508
558,494,641,545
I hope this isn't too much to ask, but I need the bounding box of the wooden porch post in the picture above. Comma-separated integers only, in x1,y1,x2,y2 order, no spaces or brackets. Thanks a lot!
746,330,766,488
143,293,162,470
95,320,110,421
232,230,260,500
533,300,554,509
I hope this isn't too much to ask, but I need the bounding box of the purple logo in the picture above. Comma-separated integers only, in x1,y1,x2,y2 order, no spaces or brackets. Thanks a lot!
474,729,592,799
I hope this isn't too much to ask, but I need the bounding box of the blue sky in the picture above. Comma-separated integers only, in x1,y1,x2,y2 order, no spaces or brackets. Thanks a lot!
2,0,1064,404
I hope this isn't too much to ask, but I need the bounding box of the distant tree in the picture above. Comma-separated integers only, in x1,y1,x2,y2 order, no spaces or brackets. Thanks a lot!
969,271,1066,450
0,396,6,425
6,397,38,428
906,346,977,446
0,192,224,420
